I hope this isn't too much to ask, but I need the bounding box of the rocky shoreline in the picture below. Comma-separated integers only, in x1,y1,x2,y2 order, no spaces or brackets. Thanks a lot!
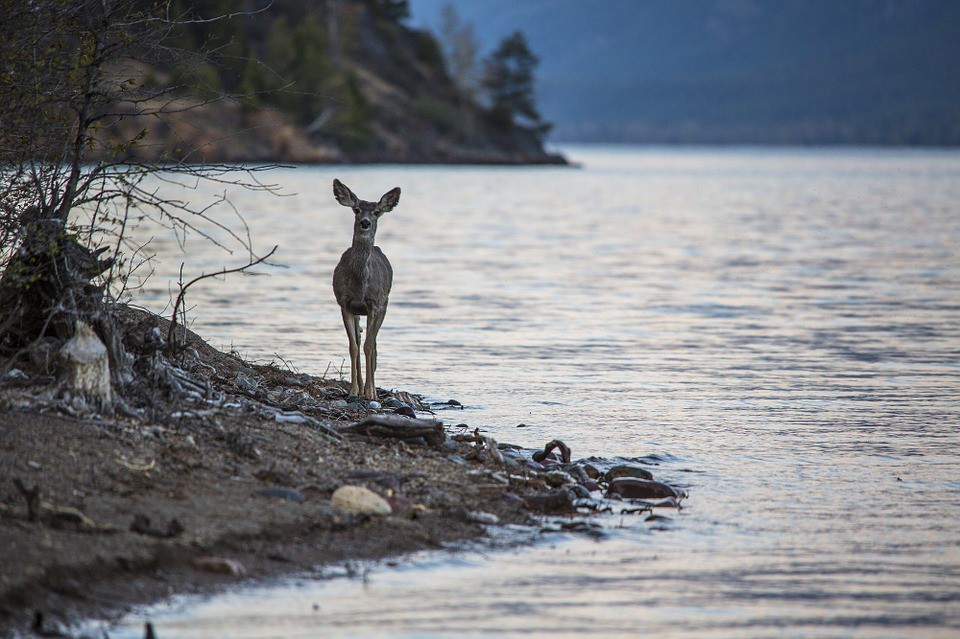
0,308,683,637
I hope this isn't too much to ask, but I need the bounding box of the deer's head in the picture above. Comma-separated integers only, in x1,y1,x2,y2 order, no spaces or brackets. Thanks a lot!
333,179,401,244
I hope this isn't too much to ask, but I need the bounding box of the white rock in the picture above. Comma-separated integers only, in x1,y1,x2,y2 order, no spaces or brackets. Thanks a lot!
330,485,392,517
466,510,500,525
60,321,112,404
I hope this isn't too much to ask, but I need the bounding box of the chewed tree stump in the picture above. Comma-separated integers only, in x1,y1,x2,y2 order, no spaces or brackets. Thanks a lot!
59,321,112,405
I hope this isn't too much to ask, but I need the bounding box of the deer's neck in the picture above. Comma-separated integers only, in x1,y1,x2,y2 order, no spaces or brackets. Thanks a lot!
351,233,376,252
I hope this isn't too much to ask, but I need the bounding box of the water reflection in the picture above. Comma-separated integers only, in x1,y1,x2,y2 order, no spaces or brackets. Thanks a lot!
94,146,960,637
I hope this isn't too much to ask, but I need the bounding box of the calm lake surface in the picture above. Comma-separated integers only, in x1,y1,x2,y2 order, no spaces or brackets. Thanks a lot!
94,146,960,637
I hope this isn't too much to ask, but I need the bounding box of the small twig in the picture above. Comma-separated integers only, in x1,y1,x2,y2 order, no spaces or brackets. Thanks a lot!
167,245,278,348
13,478,41,521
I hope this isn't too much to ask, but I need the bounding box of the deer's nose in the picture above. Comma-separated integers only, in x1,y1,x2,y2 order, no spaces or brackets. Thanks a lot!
359,218,372,230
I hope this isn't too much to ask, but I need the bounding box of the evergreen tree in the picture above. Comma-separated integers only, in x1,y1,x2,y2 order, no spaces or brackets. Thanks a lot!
482,31,551,136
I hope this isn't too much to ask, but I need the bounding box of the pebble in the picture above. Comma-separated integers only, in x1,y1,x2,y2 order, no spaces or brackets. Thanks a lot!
465,510,500,525
367,401,381,410
331,485,392,517
332,399,348,408
193,556,247,576
444,454,469,466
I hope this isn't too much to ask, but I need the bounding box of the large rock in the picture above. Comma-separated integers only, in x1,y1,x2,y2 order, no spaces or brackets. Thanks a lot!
603,464,653,482
606,478,678,500
331,485,392,517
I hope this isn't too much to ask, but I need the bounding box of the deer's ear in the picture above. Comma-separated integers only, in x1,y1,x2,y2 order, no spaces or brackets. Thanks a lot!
333,179,358,208
376,187,401,214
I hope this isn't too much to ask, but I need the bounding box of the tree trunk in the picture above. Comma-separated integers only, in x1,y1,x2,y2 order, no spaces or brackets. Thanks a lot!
0,205,114,353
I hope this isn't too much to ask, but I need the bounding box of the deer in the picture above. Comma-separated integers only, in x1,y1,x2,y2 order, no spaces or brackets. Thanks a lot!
331,178,401,401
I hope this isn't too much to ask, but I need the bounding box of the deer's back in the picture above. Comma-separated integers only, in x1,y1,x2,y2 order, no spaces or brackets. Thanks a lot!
333,246,393,316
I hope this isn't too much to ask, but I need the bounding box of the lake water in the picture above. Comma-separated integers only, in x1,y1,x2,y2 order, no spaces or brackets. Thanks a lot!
93,146,960,637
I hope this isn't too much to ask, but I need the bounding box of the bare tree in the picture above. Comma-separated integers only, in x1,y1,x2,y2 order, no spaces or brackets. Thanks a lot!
0,0,278,397
438,3,480,139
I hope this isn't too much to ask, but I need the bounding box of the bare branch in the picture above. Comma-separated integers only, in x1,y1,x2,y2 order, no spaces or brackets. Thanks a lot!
166,245,279,348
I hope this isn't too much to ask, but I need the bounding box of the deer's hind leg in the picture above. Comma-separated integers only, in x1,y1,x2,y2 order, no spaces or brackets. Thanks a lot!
341,308,363,397
363,305,387,400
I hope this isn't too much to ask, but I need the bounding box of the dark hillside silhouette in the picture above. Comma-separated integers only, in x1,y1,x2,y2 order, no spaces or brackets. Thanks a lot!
411,0,960,145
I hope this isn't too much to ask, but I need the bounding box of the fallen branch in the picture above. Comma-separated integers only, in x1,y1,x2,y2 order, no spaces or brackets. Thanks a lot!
340,414,445,446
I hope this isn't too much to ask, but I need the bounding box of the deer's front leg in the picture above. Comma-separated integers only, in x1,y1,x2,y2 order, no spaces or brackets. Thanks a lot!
363,305,387,400
341,308,362,396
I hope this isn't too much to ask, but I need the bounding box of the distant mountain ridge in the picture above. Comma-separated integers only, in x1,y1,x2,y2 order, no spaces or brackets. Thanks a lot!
410,0,960,145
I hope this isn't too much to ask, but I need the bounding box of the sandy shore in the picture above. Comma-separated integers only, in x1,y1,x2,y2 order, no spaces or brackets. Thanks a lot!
0,308,678,637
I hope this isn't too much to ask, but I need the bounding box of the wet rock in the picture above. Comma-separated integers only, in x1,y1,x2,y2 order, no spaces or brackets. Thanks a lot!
525,488,577,514
331,485,392,517
567,484,592,499
564,464,590,483
604,464,653,482
582,463,601,479
393,405,417,418
580,479,601,492
524,460,546,472
606,477,678,500
544,470,576,487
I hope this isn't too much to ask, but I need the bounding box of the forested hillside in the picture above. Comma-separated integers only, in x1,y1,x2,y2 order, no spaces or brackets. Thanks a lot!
100,0,563,164
411,0,960,146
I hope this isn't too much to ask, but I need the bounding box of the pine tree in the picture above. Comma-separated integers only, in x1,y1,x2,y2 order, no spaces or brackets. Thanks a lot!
482,31,551,137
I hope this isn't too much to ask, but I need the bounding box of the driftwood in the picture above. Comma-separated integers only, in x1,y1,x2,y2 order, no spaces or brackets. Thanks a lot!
340,414,445,446
532,439,572,464
11,478,116,532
